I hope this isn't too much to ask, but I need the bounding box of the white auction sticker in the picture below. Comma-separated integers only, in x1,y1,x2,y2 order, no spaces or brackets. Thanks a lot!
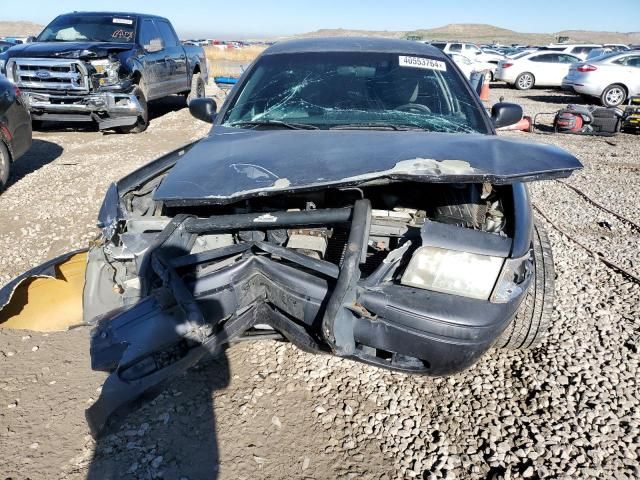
398,56,447,72
113,18,134,25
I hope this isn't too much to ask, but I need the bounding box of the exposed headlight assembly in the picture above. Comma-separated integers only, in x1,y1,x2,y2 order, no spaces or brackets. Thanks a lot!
401,246,504,300
90,59,121,86
0,59,6,76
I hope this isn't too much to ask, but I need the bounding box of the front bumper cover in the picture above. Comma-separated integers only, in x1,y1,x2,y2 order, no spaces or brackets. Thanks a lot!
84,200,529,436
23,90,142,129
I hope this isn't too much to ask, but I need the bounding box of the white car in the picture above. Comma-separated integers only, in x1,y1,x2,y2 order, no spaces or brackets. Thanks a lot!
448,53,495,81
430,42,501,64
562,51,640,106
539,44,602,61
495,51,581,89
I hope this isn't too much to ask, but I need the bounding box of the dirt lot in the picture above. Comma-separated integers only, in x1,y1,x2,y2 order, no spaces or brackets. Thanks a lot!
0,85,638,480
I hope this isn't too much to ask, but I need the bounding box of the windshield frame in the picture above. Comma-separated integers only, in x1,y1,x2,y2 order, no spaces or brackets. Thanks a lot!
36,14,138,43
215,50,493,135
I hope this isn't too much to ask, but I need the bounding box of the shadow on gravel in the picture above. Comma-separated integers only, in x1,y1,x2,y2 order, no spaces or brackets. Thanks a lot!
523,93,584,104
86,352,230,479
6,139,63,189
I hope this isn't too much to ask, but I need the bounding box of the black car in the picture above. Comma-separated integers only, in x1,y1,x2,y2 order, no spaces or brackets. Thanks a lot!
0,38,582,434
0,76,32,191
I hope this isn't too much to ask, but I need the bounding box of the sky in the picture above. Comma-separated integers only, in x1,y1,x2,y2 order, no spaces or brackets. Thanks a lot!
3,0,640,38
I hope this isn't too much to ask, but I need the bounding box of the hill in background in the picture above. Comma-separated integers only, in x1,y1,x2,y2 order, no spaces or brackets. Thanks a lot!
298,23,640,45
0,21,43,37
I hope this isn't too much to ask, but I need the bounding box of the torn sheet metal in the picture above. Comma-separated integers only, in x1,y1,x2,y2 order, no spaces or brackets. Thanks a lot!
0,250,87,331
153,127,583,206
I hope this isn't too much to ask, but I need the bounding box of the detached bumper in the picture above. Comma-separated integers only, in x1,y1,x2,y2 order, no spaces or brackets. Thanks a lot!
23,91,142,129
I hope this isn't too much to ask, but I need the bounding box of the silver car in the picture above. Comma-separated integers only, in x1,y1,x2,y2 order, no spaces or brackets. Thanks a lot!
562,51,640,107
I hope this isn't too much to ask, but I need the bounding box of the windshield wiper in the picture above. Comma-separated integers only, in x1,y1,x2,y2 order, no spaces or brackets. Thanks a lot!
229,120,318,130
329,123,427,131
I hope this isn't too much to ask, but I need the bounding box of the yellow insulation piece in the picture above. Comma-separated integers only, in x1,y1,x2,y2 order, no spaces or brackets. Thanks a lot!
0,252,87,331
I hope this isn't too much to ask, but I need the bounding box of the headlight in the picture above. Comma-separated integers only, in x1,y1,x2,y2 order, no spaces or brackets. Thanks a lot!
401,246,504,300
90,59,121,86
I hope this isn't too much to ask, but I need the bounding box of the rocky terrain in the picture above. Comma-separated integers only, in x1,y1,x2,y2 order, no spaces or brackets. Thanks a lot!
0,84,638,480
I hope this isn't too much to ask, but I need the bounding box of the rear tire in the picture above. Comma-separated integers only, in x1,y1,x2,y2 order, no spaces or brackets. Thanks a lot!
496,221,554,349
116,82,149,134
515,72,535,90
600,84,626,107
186,72,206,105
0,141,11,192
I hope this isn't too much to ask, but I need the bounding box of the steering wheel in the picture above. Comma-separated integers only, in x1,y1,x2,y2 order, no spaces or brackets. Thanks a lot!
396,103,431,114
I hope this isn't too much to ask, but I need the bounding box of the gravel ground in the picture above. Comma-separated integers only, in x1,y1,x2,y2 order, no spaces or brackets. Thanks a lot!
0,85,638,480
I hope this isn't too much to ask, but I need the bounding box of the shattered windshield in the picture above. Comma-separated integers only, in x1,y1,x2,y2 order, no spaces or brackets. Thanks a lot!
222,52,488,133
37,15,137,43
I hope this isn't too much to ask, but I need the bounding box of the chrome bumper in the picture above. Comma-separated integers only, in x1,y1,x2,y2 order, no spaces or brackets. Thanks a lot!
23,91,143,116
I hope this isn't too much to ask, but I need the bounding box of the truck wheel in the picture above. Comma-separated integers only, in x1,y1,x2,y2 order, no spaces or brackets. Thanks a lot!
495,221,554,350
186,73,206,105
117,84,149,134
0,141,11,192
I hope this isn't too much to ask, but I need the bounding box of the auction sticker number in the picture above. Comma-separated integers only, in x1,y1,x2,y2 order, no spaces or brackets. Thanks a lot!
399,56,446,72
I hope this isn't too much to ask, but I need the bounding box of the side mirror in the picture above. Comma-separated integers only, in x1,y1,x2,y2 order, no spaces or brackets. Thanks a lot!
189,97,217,123
144,38,163,53
491,102,523,129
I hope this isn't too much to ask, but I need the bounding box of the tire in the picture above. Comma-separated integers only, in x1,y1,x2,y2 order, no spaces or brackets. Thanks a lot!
117,82,149,134
515,72,535,90
186,72,206,105
495,221,554,350
600,84,627,107
0,141,11,192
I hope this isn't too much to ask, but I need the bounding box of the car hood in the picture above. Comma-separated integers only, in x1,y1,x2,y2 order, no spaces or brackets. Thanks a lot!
2,41,134,60
153,127,583,206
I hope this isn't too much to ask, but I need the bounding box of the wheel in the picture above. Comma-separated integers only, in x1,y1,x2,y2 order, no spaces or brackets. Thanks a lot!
117,82,149,134
0,141,11,192
186,72,206,105
515,72,535,90
495,221,554,349
600,84,627,107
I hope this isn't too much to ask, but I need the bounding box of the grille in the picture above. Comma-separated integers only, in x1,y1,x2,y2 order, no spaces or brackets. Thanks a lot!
7,58,89,92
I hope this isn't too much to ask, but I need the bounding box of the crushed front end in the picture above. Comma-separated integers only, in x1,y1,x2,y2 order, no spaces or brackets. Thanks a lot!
84,156,535,435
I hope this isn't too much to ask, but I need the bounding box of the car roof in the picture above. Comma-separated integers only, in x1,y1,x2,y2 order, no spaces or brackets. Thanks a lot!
263,37,448,58
60,11,167,21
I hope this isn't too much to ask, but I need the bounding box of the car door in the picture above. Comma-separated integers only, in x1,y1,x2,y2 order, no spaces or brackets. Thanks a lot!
138,18,166,100
620,55,640,95
155,20,189,94
528,53,560,85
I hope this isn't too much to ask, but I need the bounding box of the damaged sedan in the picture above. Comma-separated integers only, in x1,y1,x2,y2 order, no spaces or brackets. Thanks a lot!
0,38,582,435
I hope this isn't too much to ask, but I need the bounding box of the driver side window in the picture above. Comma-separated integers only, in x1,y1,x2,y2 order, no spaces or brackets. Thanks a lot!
139,19,161,49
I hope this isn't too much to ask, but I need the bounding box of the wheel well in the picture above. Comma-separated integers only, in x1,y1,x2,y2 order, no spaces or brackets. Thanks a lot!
193,64,201,75
131,71,142,85
0,134,13,163
606,83,628,94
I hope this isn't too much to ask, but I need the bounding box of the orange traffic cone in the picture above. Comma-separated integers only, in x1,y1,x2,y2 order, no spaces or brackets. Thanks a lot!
497,116,533,132
480,75,490,101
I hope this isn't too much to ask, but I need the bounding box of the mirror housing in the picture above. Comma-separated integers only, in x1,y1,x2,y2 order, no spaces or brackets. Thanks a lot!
144,38,163,53
189,97,217,123
491,102,523,129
